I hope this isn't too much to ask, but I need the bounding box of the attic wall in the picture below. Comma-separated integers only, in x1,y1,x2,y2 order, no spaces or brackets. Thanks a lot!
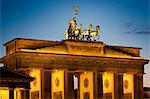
4,38,142,58
4,39,61,56
104,47,133,58
106,46,141,57
16,39,55,49
5,41,16,55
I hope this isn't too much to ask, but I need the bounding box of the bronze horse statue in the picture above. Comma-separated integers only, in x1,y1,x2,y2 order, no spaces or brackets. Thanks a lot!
64,18,100,41
81,24,100,41
64,18,82,40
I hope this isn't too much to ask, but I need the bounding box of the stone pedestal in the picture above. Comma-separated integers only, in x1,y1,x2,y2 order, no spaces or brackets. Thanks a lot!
114,73,123,99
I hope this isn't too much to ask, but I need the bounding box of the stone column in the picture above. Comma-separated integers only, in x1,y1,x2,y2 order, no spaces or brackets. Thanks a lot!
114,73,123,99
76,74,80,99
134,74,143,99
25,89,30,99
41,69,51,99
21,90,25,99
64,71,75,99
93,72,103,99
9,88,14,99
134,74,139,99
138,75,143,99
21,90,29,99
25,82,30,99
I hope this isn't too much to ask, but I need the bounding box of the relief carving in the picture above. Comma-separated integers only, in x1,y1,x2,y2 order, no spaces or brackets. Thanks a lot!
84,78,89,88
31,91,39,99
104,79,109,88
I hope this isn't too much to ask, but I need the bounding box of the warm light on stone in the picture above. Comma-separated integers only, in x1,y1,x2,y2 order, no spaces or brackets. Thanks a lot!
0,38,148,99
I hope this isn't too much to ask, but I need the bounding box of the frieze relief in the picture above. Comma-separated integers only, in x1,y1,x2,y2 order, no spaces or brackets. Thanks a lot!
67,45,103,56
64,40,104,56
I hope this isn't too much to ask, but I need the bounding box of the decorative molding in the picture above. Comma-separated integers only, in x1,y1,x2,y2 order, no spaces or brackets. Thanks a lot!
1,52,147,74
84,78,89,88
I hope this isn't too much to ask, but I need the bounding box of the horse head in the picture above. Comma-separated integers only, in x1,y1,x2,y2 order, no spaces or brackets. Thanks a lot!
95,25,100,35
87,24,93,30
79,24,82,31
96,25,100,31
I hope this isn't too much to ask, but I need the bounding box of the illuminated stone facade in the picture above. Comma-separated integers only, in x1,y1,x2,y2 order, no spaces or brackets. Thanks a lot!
0,38,149,99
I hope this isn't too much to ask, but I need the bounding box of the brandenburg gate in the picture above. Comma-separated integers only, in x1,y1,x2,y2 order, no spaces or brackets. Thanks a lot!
1,37,149,99
0,6,149,99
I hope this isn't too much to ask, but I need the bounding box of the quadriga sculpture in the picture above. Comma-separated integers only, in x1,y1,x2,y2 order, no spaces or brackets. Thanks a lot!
64,18,100,41
81,24,92,40
90,25,100,41
64,18,82,40
81,24,100,41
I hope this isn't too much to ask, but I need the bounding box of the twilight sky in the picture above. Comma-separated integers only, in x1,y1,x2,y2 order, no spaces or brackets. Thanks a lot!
1,0,150,87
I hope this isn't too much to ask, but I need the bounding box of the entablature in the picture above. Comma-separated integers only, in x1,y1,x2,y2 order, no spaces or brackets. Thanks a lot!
1,52,148,73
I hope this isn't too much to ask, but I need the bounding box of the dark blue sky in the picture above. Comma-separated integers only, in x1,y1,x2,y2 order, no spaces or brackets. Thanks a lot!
1,0,150,86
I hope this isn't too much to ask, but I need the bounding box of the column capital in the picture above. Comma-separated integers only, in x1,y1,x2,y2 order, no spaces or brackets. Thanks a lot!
93,70,105,74
9,88,15,90
9,84,15,89
25,87,31,90
114,72,124,75
25,82,31,89
97,71,105,74
24,88,30,90
134,73,144,76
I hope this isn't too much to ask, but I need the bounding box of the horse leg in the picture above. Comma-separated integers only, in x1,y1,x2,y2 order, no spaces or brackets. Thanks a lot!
70,34,72,39
87,35,91,41
89,36,91,41
97,36,99,40
86,35,89,40
75,36,77,40
77,34,80,40
82,35,84,40
76,36,78,40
